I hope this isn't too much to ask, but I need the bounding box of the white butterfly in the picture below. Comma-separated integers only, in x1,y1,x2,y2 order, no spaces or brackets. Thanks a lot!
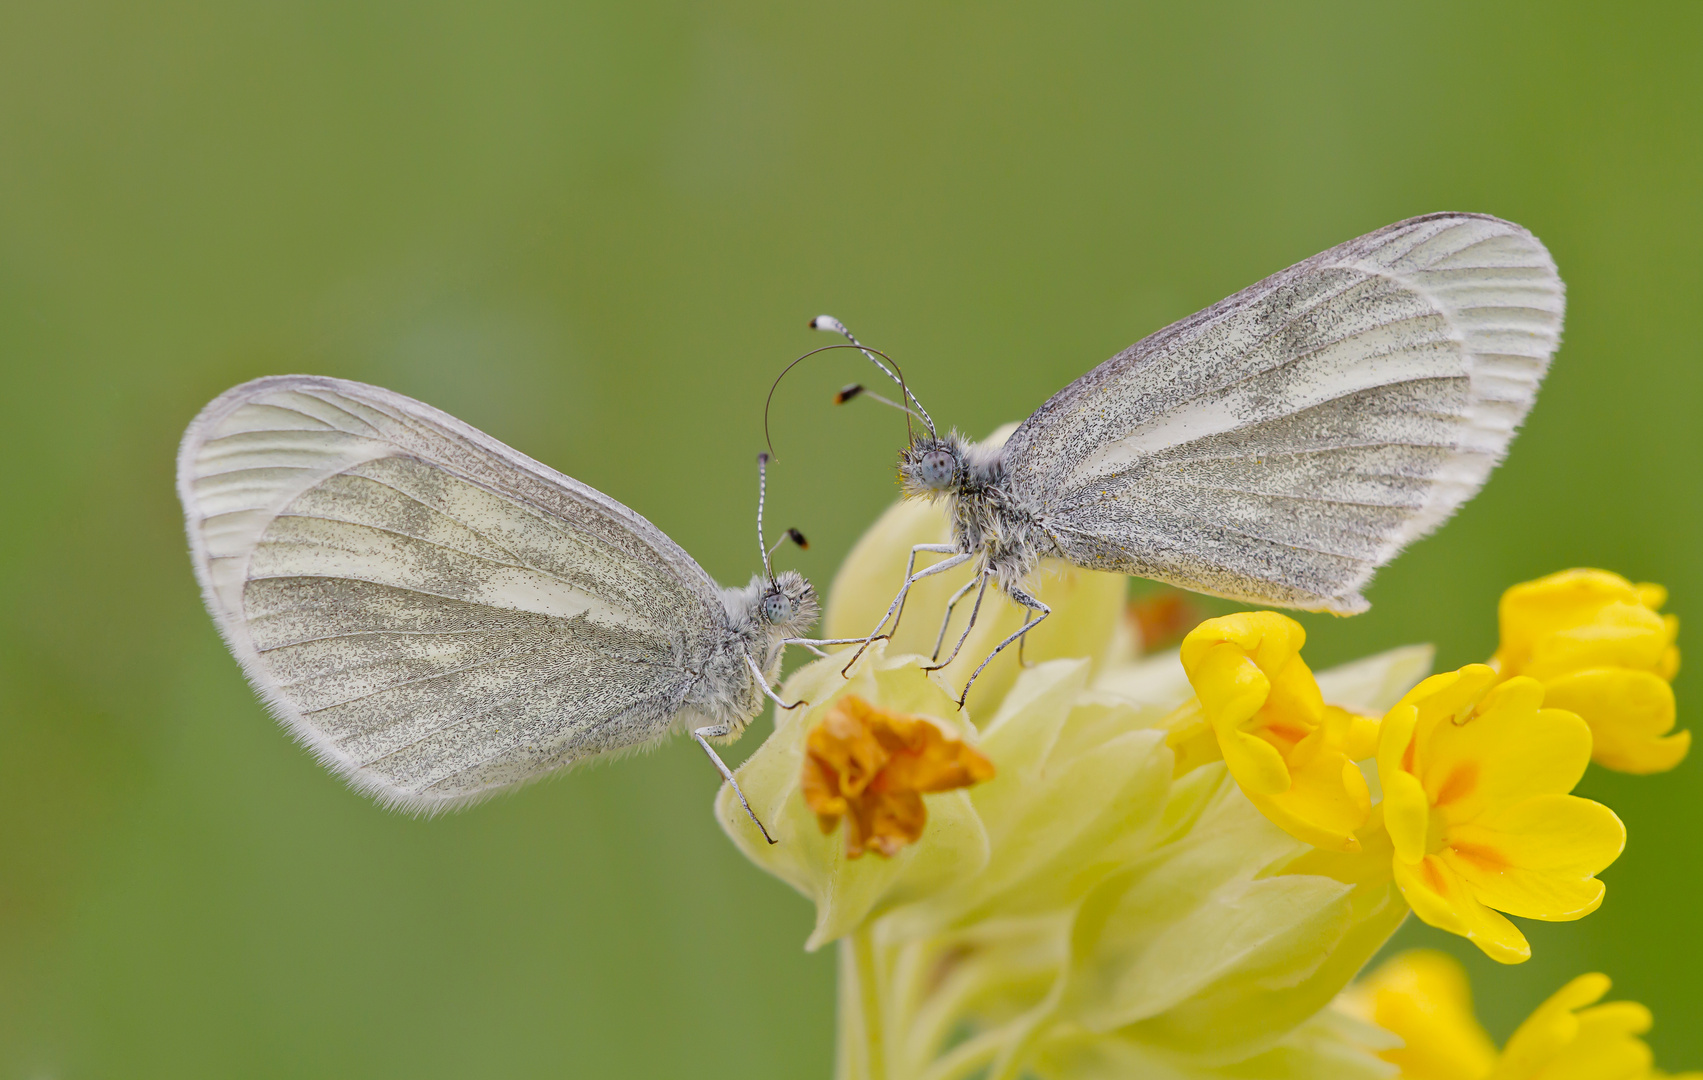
178,375,835,834
812,213,1565,703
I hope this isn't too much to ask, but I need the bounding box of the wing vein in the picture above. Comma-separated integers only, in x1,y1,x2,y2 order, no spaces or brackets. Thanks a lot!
1165,479,1423,511
268,513,555,579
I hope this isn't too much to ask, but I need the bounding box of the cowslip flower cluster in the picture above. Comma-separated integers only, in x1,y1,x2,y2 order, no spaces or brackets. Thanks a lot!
1175,611,1628,965
1344,949,1699,1079
712,494,1689,1079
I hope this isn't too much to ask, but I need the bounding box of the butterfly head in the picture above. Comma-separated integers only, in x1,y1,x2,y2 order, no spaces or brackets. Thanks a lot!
898,436,965,498
759,569,820,636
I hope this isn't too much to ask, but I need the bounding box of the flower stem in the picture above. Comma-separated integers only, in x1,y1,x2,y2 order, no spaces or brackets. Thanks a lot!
838,929,890,1080
853,927,888,1080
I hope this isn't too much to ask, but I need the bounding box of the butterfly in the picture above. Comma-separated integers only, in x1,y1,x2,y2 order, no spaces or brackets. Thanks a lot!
802,213,1564,704
178,375,840,837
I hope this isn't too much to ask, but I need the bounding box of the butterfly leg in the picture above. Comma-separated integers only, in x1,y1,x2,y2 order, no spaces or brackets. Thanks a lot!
744,650,808,710
693,725,776,845
954,589,1051,709
841,546,970,675
928,574,982,660
923,570,991,671
780,635,870,659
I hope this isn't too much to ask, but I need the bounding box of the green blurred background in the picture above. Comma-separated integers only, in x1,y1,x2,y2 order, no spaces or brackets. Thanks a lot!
1,3,1699,1076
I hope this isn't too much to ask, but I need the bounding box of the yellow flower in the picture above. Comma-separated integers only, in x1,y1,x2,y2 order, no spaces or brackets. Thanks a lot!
722,647,1411,1079
1347,949,1701,1080
1494,569,1687,774
718,482,1677,1079
1377,666,1625,963
1344,949,1497,1079
802,694,995,858
720,508,1423,1079
1176,612,1380,852
716,644,997,951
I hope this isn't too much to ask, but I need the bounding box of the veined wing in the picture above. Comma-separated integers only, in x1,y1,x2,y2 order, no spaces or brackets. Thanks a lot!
1003,213,1563,612
177,375,726,811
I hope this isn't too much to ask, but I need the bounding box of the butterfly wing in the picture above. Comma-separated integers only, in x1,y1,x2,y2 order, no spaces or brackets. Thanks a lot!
1001,213,1564,612
177,375,729,812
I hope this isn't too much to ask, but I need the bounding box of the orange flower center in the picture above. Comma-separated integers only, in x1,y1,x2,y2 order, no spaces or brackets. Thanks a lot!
800,695,995,858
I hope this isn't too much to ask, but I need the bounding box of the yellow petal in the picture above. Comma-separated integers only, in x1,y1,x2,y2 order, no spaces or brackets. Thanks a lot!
1188,639,1292,795
1222,726,1294,798
1526,611,1674,681
1338,707,1382,762
1542,667,1690,774
1352,950,1499,1080
1486,973,1675,1080
1396,665,1503,745
1659,631,1681,681
1379,704,1432,865
1495,569,1678,688
1418,687,1593,825
1496,569,1644,673
1181,610,1308,676
1163,709,1226,777
1549,1002,1657,1080
1246,741,1368,853
1393,854,1531,964
1443,794,1624,920
1491,973,1613,1079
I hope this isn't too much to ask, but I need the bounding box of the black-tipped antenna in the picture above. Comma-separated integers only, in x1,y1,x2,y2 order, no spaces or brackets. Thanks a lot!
810,315,936,438
766,527,807,564
764,342,927,457
834,382,928,424
755,452,776,586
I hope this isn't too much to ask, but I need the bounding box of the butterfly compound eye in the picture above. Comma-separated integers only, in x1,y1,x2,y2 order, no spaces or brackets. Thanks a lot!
762,591,795,624
918,449,957,488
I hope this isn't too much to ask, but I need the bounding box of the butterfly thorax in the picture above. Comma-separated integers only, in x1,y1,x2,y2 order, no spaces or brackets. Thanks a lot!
899,434,1054,593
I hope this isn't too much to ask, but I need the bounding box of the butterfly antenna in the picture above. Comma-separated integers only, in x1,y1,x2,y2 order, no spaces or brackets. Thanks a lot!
834,383,929,424
763,342,928,456
810,315,936,441
766,526,807,561
756,452,776,586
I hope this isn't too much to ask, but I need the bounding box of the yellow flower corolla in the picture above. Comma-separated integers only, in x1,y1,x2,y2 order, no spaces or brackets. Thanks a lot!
1348,949,1700,1080
1377,666,1626,963
1177,613,1380,852
802,694,995,858
1494,569,1687,773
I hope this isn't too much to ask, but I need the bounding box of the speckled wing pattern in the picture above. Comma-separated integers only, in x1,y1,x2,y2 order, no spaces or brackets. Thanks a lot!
177,376,726,812
1003,213,1564,612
